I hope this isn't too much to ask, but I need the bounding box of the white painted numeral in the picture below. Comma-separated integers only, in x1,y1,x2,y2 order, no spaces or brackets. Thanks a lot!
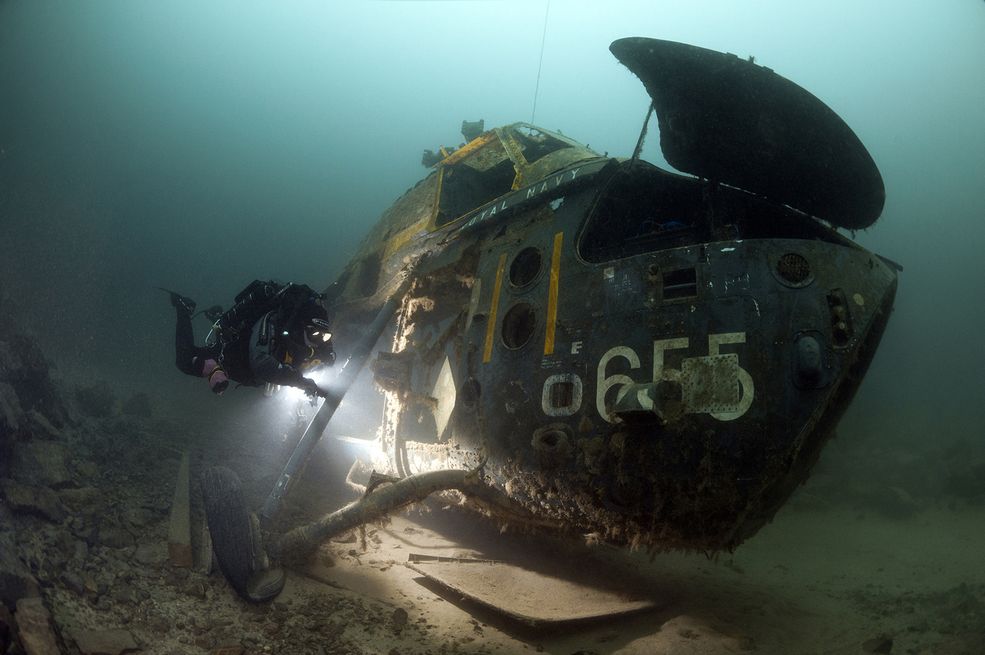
587,332,754,423
596,346,640,422
541,373,583,417
707,332,754,421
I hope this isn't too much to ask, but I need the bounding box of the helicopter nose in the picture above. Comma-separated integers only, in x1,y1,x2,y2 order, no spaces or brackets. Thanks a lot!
840,255,899,360
780,243,899,386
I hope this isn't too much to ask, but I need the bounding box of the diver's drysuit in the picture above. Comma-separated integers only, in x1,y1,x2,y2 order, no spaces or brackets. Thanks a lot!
169,280,335,396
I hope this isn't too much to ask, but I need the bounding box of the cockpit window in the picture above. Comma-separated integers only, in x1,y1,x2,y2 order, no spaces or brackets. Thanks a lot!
433,125,580,228
579,162,707,263
435,157,515,227
511,125,571,164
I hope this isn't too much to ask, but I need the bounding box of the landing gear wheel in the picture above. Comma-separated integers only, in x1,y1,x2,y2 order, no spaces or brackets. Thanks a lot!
201,466,285,602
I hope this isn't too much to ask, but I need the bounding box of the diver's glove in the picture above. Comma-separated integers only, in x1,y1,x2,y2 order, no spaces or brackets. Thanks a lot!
299,379,342,406
299,377,328,399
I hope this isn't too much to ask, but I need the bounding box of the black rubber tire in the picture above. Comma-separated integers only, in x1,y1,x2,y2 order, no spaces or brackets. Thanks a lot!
200,466,259,599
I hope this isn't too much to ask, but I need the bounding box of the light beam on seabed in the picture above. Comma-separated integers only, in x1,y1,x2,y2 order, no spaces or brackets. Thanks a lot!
262,367,387,464
262,368,330,444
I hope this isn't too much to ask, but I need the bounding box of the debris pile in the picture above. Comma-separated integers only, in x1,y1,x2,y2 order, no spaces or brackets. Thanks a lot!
1,299,74,653
0,310,431,654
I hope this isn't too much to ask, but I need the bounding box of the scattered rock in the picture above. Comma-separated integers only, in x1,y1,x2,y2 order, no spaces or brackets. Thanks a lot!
81,572,107,599
2,328,71,419
612,615,739,654
133,542,166,567
182,580,207,599
390,607,409,634
110,587,137,605
15,597,61,655
61,571,86,597
97,525,135,550
0,604,14,653
59,487,104,515
121,393,152,418
0,339,18,372
124,506,160,528
74,459,100,480
49,527,89,564
0,544,40,607
11,440,73,489
0,478,66,522
147,615,170,634
74,382,117,418
0,381,24,432
72,628,139,655
213,643,244,655
27,410,62,440
862,634,893,653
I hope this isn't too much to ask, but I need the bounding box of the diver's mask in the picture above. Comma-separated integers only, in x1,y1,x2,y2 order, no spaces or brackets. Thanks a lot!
302,318,335,367
303,318,332,349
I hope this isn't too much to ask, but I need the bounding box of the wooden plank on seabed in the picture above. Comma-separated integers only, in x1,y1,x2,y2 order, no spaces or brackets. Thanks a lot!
405,555,655,626
168,451,193,567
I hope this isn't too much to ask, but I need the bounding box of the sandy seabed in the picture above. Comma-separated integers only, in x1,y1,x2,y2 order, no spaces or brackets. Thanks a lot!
5,393,984,655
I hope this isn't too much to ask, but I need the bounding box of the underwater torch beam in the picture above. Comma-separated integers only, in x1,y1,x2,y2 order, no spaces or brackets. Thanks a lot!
267,468,488,562
259,268,418,526
202,262,425,603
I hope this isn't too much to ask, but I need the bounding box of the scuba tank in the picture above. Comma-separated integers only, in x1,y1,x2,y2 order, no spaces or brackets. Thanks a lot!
208,281,285,345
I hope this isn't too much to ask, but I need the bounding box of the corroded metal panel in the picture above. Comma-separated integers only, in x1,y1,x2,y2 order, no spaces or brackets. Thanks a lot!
681,354,741,414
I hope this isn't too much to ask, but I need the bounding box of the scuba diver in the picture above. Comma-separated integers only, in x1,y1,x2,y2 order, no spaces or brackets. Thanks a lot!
162,280,336,398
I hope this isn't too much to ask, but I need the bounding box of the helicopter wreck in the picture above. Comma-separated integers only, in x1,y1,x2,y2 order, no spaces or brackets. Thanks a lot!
310,37,899,555
202,37,899,602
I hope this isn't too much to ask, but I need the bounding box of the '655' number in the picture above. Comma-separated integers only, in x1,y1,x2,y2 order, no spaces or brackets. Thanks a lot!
597,332,754,422
541,332,755,423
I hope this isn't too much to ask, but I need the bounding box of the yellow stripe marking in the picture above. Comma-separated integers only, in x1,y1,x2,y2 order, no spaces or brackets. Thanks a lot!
483,253,508,363
436,132,497,167
430,167,446,228
544,231,563,355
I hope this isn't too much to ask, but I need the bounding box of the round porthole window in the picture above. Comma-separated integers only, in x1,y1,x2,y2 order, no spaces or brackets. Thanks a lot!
509,247,543,288
501,303,536,350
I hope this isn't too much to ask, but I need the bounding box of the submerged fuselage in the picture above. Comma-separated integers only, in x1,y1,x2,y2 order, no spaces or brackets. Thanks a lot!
322,40,898,552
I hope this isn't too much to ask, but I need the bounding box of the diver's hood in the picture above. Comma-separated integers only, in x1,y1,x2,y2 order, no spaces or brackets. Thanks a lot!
610,37,884,229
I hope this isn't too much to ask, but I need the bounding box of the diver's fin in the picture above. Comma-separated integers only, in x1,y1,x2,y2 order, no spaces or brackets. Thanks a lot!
156,286,197,314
